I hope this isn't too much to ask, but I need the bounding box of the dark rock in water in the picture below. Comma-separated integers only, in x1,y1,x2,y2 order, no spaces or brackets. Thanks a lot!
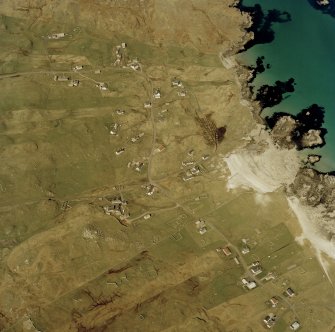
236,2,291,51
307,0,335,18
266,104,328,150
256,78,295,109
247,56,270,83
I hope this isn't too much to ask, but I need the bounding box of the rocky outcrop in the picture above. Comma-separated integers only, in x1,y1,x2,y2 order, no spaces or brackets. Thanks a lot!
308,0,335,18
266,104,328,150
235,2,291,51
255,78,295,109
306,154,322,166
288,167,335,218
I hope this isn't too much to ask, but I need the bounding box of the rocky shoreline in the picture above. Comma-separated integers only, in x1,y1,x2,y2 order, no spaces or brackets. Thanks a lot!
228,1,335,264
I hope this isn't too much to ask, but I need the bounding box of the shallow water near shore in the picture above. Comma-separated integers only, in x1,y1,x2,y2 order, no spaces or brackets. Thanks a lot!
238,0,335,172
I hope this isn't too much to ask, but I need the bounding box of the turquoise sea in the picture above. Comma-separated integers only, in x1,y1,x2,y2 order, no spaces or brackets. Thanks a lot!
238,0,335,172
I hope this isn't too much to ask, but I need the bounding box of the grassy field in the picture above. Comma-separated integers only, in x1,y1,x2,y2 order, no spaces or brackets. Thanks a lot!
0,1,334,331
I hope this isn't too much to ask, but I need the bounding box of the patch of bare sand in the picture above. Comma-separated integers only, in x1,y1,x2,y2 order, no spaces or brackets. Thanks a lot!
224,126,301,193
287,197,335,284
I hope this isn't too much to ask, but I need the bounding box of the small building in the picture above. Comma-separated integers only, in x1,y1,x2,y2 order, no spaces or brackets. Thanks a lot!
284,287,295,298
121,42,127,48
247,281,257,290
68,80,80,87
263,314,277,329
131,133,144,143
111,199,122,204
269,297,279,308
222,246,232,256
195,219,207,235
202,154,210,161
233,257,240,265
144,101,152,108
178,90,187,97
135,162,144,172
264,272,275,281
116,109,125,115
190,166,200,175
145,184,156,196
242,278,257,290
96,82,108,91
54,75,70,82
49,32,65,39
251,261,260,267
241,278,249,286
110,123,120,135
153,89,161,99
187,149,194,157
183,174,193,181
144,214,151,220
199,227,207,235
115,148,125,155
154,144,166,153
130,63,140,71
182,161,194,167
290,321,300,331
94,69,101,74
73,65,83,71
171,78,183,87
241,245,250,255
250,265,262,275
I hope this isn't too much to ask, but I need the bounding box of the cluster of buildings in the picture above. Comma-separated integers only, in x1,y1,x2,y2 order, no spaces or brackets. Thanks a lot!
249,261,262,276
128,58,141,71
114,42,127,66
96,82,108,91
182,163,201,181
130,132,144,143
181,150,209,181
261,288,299,329
143,184,156,196
195,219,207,235
54,75,80,87
171,77,186,96
263,313,300,330
127,160,145,172
103,196,129,221
263,313,277,329
109,123,121,136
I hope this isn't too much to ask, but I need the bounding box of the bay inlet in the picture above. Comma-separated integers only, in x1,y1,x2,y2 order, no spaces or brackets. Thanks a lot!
238,0,335,172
